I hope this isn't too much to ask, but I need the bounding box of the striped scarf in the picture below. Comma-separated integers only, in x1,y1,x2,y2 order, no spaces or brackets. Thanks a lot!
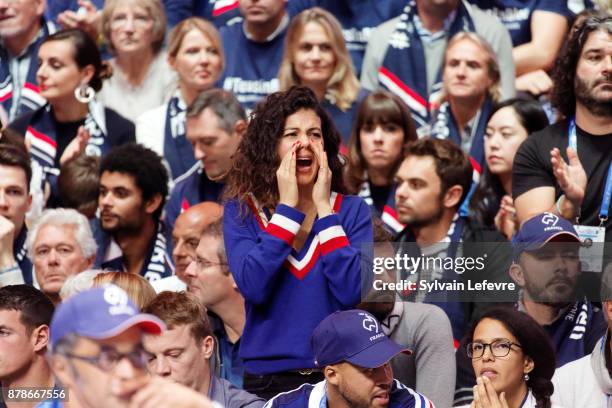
358,177,404,235
0,19,56,119
163,90,196,180
378,0,475,133
430,97,494,216
25,100,110,190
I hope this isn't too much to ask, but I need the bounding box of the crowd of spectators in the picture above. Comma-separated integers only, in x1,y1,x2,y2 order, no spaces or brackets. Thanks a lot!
0,0,610,407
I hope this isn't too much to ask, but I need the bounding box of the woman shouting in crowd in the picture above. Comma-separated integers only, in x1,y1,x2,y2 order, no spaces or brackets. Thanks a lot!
223,86,372,399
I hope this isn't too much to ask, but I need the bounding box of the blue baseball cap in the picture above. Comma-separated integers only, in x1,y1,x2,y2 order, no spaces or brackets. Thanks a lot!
312,309,410,369
513,212,580,260
50,285,165,349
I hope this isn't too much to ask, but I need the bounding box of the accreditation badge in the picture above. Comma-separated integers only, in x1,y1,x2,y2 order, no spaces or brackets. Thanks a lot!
575,225,606,273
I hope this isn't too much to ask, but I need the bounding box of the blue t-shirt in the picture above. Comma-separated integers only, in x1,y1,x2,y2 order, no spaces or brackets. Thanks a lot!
218,21,287,110
468,0,570,46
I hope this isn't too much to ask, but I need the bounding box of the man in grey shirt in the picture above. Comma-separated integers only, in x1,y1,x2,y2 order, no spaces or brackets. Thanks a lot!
360,0,515,136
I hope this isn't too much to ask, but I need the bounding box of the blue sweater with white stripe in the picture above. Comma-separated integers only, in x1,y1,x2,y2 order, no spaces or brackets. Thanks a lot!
223,193,372,374
263,379,434,408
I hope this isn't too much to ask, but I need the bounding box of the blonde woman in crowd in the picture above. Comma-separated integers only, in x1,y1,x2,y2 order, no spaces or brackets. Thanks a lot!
136,17,224,181
93,270,157,310
278,7,366,146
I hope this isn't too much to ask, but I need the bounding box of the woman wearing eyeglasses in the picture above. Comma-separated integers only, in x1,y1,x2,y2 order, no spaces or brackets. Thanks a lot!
97,0,175,122
459,308,559,408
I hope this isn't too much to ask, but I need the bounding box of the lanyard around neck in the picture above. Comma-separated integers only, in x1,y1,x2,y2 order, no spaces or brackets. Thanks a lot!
568,118,612,225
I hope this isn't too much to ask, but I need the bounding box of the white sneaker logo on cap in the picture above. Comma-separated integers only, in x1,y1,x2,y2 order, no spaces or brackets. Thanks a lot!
103,285,136,316
360,313,379,333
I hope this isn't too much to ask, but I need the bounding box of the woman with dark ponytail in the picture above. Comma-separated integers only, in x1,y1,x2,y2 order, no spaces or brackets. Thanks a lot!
8,28,134,211
458,307,560,408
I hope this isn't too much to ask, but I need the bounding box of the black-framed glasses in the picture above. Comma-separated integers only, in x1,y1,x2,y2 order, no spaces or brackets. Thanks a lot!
64,344,151,371
466,339,522,359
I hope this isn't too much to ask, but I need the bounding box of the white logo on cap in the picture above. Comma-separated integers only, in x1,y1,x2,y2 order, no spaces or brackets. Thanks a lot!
360,313,379,333
541,213,559,227
103,286,136,316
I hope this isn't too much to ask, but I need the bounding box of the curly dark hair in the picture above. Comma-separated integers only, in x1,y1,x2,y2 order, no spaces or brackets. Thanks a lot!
550,11,612,119
224,86,346,209
99,143,168,221
468,307,556,408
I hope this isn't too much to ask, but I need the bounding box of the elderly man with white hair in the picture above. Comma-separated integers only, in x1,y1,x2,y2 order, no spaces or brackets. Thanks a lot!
26,208,97,305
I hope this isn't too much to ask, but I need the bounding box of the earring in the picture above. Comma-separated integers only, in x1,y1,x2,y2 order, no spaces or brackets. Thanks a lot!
524,373,530,381
74,83,95,104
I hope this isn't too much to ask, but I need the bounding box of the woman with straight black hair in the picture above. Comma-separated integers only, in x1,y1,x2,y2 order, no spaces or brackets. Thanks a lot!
345,90,417,235
469,98,549,239
460,307,558,408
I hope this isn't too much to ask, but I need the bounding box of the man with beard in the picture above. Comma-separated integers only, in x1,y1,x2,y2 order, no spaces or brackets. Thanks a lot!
164,89,246,231
454,212,607,406
264,309,434,408
393,138,513,341
513,12,612,245
93,144,174,282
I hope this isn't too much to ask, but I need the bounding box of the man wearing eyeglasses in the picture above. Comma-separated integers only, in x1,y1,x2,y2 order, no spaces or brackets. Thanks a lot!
42,285,223,408
185,218,247,389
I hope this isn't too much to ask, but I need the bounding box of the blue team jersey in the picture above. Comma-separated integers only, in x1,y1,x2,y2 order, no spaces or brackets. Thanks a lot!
468,0,570,46
218,21,287,110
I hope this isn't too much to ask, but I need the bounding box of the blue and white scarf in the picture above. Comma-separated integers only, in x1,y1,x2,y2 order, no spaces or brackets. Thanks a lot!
163,91,196,180
396,213,468,340
378,0,475,133
97,221,175,282
0,19,55,119
358,178,405,235
14,227,32,285
25,100,111,190
431,97,494,216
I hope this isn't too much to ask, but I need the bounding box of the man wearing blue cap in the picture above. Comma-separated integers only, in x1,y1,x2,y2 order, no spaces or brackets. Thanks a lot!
264,309,434,408
508,212,606,366
41,285,224,408
455,212,607,406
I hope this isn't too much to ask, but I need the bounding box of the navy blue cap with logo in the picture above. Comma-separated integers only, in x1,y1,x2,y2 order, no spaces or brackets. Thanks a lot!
49,285,166,349
512,212,580,261
311,309,411,369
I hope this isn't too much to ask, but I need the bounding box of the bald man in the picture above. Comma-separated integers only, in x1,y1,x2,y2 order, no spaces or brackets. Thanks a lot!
172,202,223,282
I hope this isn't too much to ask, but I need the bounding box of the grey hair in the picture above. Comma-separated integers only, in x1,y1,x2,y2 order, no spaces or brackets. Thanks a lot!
27,208,98,260
59,269,107,301
186,88,246,134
